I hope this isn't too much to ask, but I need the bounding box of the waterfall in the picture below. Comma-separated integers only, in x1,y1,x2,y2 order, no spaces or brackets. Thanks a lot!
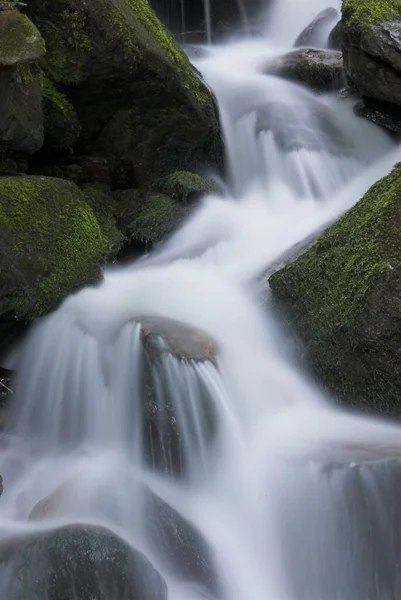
1,1,401,599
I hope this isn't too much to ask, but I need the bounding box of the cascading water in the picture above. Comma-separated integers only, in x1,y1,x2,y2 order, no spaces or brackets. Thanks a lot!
1,0,401,598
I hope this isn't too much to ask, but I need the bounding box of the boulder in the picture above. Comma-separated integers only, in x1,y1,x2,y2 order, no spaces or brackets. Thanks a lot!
328,20,342,50
0,9,45,67
144,486,219,596
269,163,401,415
157,171,215,203
0,176,109,322
139,317,218,475
294,7,339,48
342,1,401,106
27,0,223,184
0,524,167,600
354,97,401,136
0,10,45,156
266,48,344,93
115,189,188,246
29,483,218,597
140,316,217,362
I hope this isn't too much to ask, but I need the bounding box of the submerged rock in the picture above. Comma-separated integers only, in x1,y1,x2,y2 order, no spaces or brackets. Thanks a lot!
0,524,167,600
144,486,220,596
0,176,109,322
294,7,339,48
269,163,401,415
27,0,223,184
342,1,401,107
266,48,344,92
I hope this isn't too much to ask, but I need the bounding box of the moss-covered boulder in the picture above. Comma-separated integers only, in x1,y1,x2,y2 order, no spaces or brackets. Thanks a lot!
0,176,109,322
342,0,401,106
83,184,126,255
269,164,401,415
115,188,188,246
157,170,214,202
0,10,45,155
0,8,45,67
27,0,223,184
265,48,344,93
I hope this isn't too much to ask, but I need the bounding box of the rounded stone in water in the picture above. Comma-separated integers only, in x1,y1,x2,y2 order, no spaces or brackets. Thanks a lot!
140,316,217,363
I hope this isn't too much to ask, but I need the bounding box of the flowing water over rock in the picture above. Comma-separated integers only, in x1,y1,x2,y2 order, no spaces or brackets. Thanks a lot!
1,1,401,599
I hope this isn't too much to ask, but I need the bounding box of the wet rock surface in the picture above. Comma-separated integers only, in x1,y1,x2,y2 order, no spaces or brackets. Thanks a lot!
0,524,168,600
266,48,344,92
140,316,217,363
294,7,339,48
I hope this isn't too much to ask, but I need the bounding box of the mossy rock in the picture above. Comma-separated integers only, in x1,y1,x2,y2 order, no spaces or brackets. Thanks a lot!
341,0,401,106
82,184,126,256
0,9,45,67
27,0,223,182
269,163,401,415
0,176,109,321
41,75,81,151
115,189,187,245
157,171,214,202
0,63,44,155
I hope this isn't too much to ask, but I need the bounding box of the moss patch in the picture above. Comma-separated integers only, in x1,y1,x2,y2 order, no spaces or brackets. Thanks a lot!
0,9,45,67
0,176,108,317
83,184,126,255
270,163,401,336
41,74,75,118
158,171,214,202
342,0,401,32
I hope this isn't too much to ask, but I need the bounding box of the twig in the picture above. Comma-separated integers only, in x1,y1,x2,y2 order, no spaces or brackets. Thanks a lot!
0,380,12,395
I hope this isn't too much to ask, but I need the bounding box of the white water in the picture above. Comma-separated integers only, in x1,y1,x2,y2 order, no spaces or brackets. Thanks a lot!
2,1,401,598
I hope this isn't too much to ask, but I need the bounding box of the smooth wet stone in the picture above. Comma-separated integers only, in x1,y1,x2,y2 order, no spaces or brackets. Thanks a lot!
140,316,217,363
0,524,167,600
265,48,344,93
294,7,339,48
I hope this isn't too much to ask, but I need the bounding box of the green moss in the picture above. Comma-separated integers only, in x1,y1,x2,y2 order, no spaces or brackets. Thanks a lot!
270,163,401,335
38,8,91,84
41,74,75,118
0,176,108,316
158,171,214,202
0,9,45,67
104,0,210,106
131,193,187,244
83,185,126,255
342,0,401,31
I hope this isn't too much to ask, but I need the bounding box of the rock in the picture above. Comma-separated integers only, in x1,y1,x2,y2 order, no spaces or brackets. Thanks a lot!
0,63,44,156
269,163,401,415
0,176,109,321
342,1,401,107
328,20,342,50
0,366,13,404
144,486,219,595
27,0,223,184
266,48,344,93
157,171,215,203
294,7,339,48
82,185,126,257
140,316,217,362
115,189,188,246
0,9,45,67
354,97,401,136
41,76,81,152
0,524,167,600
0,10,45,155
29,484,218,596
